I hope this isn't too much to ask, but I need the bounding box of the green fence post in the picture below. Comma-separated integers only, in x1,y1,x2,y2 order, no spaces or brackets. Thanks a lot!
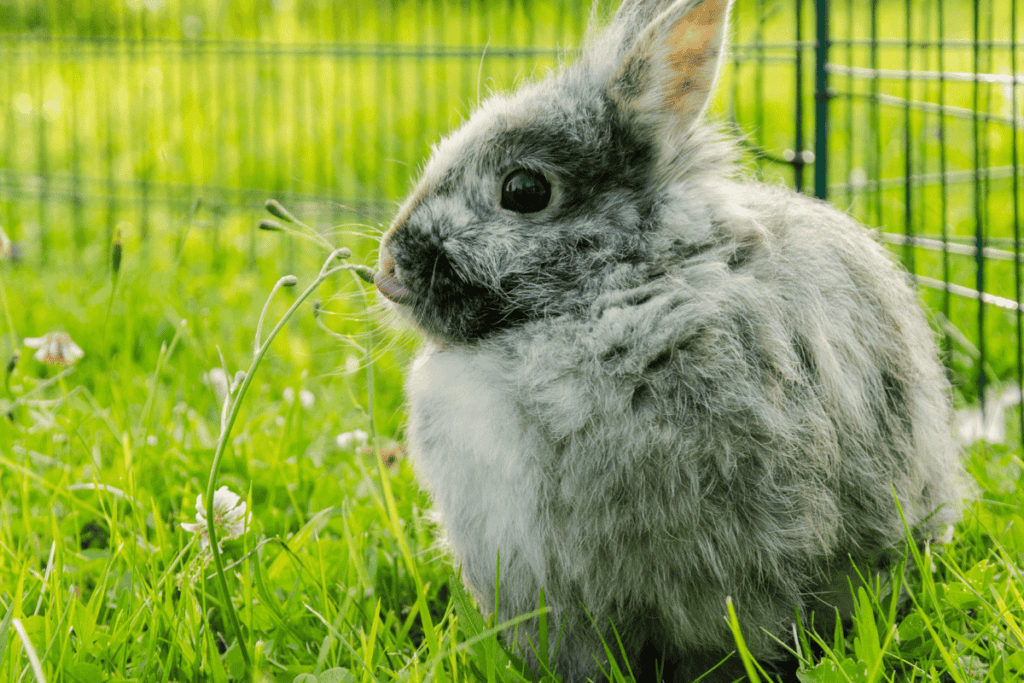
813,0,829,201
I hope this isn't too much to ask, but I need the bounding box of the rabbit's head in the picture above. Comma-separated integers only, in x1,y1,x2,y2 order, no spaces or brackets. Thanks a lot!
376,0,736,344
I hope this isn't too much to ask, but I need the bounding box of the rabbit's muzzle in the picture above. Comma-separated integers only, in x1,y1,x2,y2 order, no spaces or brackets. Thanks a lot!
374,238,412,305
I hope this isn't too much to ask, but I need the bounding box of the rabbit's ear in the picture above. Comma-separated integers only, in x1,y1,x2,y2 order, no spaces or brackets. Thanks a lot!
609,0,681,43
607,0,732,158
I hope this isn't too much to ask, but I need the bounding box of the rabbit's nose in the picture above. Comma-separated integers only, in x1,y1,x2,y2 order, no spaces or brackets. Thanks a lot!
378,222,401,275
376,233,412,304
377,243,396,278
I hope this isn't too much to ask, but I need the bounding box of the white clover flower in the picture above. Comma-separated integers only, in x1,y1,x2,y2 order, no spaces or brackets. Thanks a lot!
181,485,251,549
203,368,229,405
336,429,369,450
285,387,316,409
23,332,84,365
0,226,11,258
955,386,1021,445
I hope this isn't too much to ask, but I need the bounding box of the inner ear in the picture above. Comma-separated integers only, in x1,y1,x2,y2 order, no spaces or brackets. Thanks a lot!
611,0,731,138
662,0,728,120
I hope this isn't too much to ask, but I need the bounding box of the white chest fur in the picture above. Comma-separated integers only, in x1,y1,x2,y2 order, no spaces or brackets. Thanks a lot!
405,346,547,610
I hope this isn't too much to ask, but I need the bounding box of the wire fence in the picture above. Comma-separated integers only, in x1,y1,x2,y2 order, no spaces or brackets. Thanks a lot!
1,0,1022,440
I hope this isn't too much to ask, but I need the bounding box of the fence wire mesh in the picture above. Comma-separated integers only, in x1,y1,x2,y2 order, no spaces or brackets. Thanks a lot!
1,0,1022,442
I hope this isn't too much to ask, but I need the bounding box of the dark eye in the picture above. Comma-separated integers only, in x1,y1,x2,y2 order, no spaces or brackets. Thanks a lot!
501,169,551,214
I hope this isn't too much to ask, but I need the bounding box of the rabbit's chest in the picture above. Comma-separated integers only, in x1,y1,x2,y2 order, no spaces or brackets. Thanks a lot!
405,347,548,594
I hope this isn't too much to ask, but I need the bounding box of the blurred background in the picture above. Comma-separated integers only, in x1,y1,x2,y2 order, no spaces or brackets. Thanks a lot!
1,0,1022,438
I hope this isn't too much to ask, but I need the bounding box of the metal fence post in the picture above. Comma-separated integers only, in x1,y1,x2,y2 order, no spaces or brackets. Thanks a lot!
813,0,830,200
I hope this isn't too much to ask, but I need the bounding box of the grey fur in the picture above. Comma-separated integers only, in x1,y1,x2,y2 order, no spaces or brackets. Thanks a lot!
375,0,967,680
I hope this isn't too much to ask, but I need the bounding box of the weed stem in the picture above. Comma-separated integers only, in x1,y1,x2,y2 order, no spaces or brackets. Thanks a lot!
0,270,17,352
204,248,363,677
254,275,298,358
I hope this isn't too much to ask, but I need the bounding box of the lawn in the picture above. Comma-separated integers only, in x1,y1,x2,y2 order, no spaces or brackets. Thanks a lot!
1,0,1024,681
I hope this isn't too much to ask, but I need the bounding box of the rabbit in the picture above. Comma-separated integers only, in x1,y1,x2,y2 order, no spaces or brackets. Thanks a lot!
372,0,967,679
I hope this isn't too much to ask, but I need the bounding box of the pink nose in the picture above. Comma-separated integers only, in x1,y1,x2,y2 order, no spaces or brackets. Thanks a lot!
375,228,412,304
377,223,400,275
377,241,396,279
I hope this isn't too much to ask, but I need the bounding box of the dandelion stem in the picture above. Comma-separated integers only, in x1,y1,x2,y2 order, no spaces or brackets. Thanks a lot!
204,248,357,677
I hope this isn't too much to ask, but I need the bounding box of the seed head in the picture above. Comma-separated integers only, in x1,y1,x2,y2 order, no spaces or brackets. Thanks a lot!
111,229,123,275
258,219,286,232
352,265,376,284
264,199,299,224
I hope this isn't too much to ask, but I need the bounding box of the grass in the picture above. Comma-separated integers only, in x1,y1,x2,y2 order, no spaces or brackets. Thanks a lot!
1,0,1024,680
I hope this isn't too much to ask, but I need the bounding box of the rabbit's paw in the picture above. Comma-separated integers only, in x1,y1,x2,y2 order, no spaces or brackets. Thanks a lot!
589,284,710,376
589,279,687,316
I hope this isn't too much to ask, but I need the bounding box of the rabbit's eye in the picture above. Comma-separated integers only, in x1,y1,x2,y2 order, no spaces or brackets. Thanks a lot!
501,169,551,213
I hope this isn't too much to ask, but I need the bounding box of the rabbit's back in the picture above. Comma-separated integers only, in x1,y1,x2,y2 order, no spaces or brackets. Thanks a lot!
728,181,961,537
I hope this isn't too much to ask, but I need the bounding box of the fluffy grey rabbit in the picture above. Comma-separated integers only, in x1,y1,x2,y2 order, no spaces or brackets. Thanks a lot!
372,0,966,679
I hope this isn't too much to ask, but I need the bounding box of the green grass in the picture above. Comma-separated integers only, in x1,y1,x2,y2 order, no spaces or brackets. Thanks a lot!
1,0,1024,680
